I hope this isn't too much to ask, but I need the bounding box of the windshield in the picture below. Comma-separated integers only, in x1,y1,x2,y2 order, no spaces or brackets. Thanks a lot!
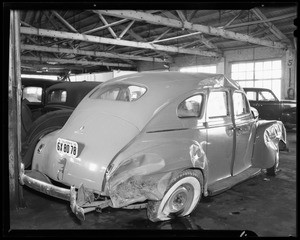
90,84,146,102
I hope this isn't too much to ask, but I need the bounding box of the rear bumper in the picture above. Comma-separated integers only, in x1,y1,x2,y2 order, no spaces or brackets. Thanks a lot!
19,163,98,220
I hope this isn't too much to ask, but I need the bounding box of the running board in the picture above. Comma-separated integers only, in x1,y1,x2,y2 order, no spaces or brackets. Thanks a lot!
207,168,261,196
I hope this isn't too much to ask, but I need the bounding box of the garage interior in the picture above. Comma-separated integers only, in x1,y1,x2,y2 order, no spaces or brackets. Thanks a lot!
6,3,297,237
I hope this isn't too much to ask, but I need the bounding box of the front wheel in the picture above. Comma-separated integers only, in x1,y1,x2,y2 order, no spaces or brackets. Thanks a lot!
147,170,203,222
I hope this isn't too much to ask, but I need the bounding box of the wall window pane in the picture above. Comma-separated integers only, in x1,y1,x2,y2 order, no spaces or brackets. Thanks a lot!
245,91,256,101
231,60,282,99
180,65,217,74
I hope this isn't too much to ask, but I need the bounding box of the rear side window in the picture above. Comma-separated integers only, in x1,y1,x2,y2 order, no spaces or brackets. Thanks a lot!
48,89,67,103
207,91,229,118
233,92,250,116
90,84,146,102
22,87,42,103
177,95,203,118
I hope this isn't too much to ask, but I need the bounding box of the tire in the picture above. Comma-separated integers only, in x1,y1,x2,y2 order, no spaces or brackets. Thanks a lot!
21,109,73,169
146,169,203,222
266,149,279,176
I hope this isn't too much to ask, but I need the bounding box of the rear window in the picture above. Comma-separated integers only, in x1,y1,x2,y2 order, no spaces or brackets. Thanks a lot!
22,86,42,103
90,84,146,102
47,89,67,103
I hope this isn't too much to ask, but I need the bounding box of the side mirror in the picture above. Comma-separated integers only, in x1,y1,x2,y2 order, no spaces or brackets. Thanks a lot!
251,107,259,119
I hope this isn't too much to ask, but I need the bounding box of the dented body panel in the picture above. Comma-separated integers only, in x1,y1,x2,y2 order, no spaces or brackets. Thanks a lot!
21,72,287,220
251,120,286,169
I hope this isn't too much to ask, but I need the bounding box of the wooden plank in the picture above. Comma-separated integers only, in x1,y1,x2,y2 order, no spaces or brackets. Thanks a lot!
176,10,187,22
21,56,133,67
95,10,287,49
153,28,172,41
150,31,203,43
223,13,296,29
118,20,135,39
82,19,129,34
21,44,169,63
98,13,118,39
20,27,221,57
9,10,24,209
52,10,78,33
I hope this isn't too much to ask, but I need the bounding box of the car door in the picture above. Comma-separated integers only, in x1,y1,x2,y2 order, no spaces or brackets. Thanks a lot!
232,91,256,175
205,89,234,185
256,90,281,120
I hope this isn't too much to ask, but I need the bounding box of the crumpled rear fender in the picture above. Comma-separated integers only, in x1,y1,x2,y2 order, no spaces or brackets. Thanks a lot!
105,138,208,208
251,120,287,169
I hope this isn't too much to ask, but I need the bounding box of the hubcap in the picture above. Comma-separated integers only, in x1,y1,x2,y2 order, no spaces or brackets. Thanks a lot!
165,184,194,214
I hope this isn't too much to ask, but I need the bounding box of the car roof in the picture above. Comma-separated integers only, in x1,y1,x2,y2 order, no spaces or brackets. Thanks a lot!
80,72,243,130
103,72,241,93
46,81,101,92
45,81,102,108
243,87,272,91
21,78,59,87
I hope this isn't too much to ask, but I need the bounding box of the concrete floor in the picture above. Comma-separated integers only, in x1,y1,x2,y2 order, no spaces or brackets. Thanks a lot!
9,130,296,236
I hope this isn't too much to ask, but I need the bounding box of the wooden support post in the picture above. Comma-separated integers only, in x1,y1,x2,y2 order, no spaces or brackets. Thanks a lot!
9,10,24,209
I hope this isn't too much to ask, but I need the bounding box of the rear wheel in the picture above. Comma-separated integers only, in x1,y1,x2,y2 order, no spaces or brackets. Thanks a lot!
21,109,73,169
147,169,203,222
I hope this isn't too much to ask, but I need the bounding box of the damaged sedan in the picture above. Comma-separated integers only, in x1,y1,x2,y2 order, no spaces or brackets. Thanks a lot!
19,72,287,222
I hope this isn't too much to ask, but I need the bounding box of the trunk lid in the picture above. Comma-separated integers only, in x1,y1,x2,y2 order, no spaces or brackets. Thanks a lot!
43,105,140,192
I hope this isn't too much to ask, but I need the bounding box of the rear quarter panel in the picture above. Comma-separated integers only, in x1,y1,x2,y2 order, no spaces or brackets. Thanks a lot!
251,120,286,169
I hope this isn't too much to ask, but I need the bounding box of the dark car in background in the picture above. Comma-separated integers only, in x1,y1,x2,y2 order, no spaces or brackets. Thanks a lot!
22,78,59,119
44,81,101,112
22,80,102,168
243,87,296,130
21,78,60,143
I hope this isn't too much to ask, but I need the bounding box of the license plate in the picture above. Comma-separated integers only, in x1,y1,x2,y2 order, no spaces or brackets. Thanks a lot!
56,138,78,157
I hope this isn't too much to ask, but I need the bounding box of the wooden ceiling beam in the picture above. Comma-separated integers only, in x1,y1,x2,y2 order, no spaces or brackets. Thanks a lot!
95,10,287,49
51,10,78,33
97,13,118,39
251,8,290,42
21,44,170,63
223,13,296,29
21,27,221,57
21,56,133,68
82,19,129,34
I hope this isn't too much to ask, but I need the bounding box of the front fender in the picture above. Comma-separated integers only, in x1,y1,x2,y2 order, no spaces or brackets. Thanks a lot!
106,138,208,208
251,120,287,169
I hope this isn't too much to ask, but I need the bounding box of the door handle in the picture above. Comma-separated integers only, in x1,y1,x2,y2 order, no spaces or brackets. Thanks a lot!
228,126,242,131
